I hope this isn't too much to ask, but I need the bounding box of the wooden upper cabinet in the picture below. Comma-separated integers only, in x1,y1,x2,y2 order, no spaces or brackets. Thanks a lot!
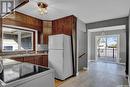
43,21,52,44
63,17,72,35
52,19,63,34
2,11,43,32
52,15,76,35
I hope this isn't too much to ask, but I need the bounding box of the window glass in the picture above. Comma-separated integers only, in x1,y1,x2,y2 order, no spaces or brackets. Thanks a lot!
21,31,33,50
2,27,33,52
3,28,18,51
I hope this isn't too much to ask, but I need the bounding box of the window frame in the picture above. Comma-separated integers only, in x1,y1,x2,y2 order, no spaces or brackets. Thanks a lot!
2,27,34,52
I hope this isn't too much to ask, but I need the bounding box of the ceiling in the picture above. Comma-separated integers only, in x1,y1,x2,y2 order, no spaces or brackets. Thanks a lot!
16,0,130,23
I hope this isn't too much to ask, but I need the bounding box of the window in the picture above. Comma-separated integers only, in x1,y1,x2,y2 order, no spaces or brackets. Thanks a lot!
1,1,14,16
96,35,118,58
2,27,33,52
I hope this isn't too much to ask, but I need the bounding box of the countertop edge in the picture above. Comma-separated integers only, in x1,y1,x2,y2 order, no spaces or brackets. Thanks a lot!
0,53,48,59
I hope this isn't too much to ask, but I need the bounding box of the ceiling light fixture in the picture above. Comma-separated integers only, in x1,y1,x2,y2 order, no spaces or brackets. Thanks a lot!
37,2,48,15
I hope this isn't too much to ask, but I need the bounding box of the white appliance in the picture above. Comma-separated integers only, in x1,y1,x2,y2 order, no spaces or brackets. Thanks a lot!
48,34,73,80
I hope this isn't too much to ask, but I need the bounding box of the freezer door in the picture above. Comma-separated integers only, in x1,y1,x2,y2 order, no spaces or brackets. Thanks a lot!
48,35,64,50
48,50,64,79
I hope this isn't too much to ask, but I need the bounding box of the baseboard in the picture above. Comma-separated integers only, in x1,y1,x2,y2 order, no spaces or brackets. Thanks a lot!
76,72,79,76
88,60,95,62
118,62,126,65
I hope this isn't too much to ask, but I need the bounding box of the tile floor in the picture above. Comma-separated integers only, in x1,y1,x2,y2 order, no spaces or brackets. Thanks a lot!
56,61,128,87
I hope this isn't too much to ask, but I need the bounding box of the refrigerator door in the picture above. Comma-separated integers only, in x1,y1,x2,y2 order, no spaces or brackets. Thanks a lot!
48,50,64,79
63,36,73,79
48,35,64,50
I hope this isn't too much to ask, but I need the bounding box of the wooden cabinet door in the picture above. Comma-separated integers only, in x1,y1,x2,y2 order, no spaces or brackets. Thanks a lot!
11,57,24,62
35,56,43,66
11,55,48,67
52,20,63,34
63,17,72,35
43,55,48,67
43,21,52,44
24,56,35,64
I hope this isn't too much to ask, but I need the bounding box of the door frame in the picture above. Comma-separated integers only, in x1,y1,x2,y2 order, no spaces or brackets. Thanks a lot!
95,34,120,63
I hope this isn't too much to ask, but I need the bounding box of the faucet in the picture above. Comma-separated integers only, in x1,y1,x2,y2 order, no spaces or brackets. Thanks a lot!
26,50,28,54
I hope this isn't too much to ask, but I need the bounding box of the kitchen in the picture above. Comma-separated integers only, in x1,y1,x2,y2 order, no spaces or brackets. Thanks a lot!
0,0,87,87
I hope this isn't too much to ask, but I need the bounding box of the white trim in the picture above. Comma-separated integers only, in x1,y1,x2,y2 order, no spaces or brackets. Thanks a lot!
117,35,120,63
128,76,130,86
76,72,79,76
35,31,38,52
87,32,90,63
18,31,21,50
3,25,37,32
95,36,98,61
118,62,126,65
88,59,96,62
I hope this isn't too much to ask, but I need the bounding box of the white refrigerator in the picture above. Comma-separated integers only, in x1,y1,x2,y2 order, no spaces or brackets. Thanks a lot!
48,34,73,80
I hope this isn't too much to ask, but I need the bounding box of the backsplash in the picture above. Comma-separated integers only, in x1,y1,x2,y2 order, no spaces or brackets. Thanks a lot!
37,44,48,52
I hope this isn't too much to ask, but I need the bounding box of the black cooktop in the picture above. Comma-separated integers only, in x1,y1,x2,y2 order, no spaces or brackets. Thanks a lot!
0,59,49,83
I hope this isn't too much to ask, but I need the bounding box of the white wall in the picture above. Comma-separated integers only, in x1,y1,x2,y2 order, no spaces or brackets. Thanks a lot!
77,19,87,71
88,32,91,62
128,10,130,81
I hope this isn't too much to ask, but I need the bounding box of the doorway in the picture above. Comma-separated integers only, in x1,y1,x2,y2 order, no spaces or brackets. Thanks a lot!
95,35,120,63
